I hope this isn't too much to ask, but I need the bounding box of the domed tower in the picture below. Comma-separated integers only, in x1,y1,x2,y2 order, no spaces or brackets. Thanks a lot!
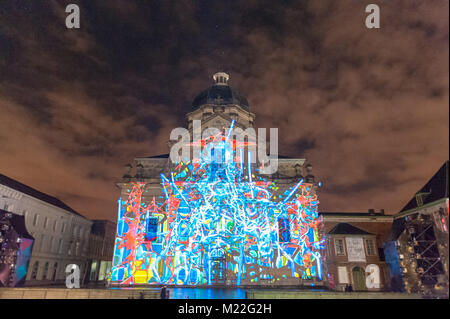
186,72,256,132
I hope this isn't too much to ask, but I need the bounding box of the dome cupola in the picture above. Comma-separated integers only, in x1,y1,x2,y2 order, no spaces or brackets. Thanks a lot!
191,72,249,111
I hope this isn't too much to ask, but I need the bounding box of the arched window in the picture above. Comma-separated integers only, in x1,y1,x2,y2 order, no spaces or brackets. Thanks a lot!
52,263,58,281
31,261,39,280
42,262,49,280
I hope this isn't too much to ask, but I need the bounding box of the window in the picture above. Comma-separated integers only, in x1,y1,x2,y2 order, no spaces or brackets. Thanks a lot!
44,217,49,229
33,214,39,226
61,223,66,233
58,239,64,254
75,242,80,256
42,262,49,280
68,241,72,255
338,266,349,284
90,261,98,281
365,239,376,256
49,236,54,253
31,261,39,280
335,238,346,256
98,261,108,281
53,220,58,232
278,218,291,242
52,263,58,281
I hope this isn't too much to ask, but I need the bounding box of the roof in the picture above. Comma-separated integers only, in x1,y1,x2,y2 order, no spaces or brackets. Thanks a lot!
320,211,388,217
399,161,449,213
145,154,169,159
192,84,249,111
328,223,373,235
386,218,406,241
0,173,84,218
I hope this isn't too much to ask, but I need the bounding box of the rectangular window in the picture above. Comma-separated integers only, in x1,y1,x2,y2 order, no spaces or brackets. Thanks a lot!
365,239,376,256
58,239,63,254
338,266,349,284
98,261,108,281
44,217,49,229
53,220,58,232
335,238,346,256
33,214,39,226
90,261,98,281
68,241,72,255
75,242,80,256
278,218,291,243
49,236,54,253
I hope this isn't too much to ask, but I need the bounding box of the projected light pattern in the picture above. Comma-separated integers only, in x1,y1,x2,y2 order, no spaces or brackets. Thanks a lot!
111,122,324,285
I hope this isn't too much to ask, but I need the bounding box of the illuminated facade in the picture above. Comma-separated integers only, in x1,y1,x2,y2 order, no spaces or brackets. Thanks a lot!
111,73,324,286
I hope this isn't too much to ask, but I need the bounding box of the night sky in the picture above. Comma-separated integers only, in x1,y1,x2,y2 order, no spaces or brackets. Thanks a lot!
0,0,448,221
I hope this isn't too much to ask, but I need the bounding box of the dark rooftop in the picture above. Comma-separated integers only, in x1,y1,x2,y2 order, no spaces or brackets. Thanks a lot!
0,173,84,218
145,154,169,159
320,210,388,217
192,73,249,111
399,160,449,213
328,223,373,235
387,161,449,241
192,85,249,111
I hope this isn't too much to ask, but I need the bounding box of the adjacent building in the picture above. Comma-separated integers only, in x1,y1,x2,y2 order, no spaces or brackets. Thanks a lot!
0,173,93,286
320,210,393,291
86,220,116,284
384,161,449,297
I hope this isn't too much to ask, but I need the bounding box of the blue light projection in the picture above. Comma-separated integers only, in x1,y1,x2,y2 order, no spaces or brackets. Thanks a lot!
111,121,325,285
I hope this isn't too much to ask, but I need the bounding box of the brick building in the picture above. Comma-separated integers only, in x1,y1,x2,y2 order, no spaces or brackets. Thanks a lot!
320,210,393,291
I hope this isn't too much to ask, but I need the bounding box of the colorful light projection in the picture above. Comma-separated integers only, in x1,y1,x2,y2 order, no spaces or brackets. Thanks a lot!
111,122,325,285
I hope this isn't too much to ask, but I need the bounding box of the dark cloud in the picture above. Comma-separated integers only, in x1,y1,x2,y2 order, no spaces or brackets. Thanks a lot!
0,0,448,220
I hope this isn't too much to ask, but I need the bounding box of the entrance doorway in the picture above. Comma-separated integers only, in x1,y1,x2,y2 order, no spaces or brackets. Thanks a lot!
211,257,226,285
352,266,367,291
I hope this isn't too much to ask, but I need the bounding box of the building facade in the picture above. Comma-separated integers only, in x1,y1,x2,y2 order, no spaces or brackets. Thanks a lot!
321,210,393,291
0,174,93,286
325,223,387,291
112,72,324,286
